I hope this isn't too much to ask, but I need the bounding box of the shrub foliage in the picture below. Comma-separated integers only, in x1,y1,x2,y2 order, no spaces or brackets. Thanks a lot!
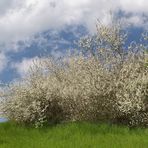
1,21,148,127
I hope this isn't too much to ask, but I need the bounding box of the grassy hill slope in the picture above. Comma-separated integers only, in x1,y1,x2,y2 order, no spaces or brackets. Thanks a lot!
0,122,148,148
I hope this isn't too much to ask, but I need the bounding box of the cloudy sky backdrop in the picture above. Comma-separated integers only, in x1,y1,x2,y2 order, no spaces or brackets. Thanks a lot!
0,0,147,83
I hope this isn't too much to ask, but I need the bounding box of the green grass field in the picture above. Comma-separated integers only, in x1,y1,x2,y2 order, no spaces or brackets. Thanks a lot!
0,122,148,148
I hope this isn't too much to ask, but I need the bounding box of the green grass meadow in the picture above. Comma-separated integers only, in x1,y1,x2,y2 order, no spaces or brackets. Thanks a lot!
0,122,148,148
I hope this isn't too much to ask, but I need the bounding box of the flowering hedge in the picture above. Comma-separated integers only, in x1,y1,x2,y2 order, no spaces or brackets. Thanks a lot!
1,21,148,127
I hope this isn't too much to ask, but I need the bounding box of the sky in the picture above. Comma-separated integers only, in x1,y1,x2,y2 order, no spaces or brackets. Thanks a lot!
0,0,147,84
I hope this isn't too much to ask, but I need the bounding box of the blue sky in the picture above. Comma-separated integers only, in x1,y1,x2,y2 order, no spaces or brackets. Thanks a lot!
0,0,147,84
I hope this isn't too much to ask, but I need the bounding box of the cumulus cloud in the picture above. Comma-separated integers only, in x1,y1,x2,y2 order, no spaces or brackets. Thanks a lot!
0,53,8,73
119,0,148,13
0,0,147,46
0,0,147,80
11,57,38,77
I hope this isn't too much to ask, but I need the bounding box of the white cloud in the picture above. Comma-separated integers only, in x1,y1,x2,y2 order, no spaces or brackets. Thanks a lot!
12,57,38,77
0,0,147,52
0,0,147,84
0,53,8,73
119,0,148,13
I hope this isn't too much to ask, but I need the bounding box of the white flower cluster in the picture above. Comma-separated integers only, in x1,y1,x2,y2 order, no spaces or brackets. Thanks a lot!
1,21,148,128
